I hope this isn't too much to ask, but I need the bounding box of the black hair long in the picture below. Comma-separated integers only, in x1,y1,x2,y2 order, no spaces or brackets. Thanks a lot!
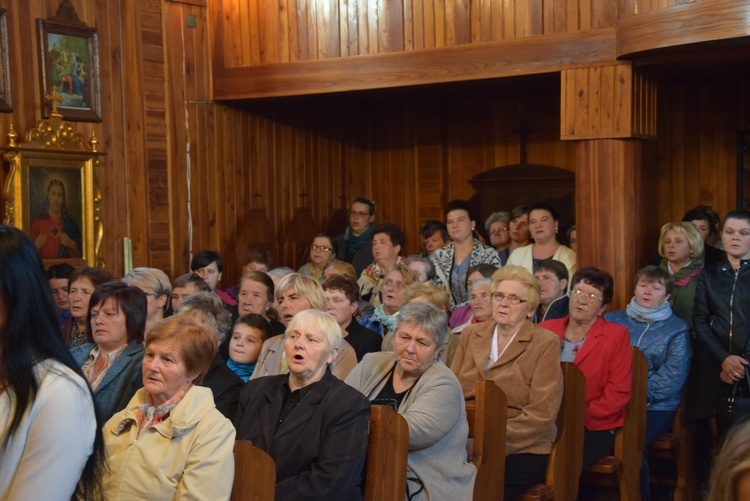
0,225,105,498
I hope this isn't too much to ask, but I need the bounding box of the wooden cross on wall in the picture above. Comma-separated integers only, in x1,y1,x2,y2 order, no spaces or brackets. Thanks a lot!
44,86,64,116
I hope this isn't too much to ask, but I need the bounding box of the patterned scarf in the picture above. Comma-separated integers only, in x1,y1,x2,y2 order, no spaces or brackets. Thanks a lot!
625,297,673,323
136,384,192,437
372,304,398,332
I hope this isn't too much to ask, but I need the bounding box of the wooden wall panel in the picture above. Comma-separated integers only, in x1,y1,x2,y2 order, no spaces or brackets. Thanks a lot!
215,0,620,67
648,75,746,235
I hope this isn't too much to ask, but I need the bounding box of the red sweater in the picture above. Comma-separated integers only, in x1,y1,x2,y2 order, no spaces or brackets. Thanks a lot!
541,316,633,431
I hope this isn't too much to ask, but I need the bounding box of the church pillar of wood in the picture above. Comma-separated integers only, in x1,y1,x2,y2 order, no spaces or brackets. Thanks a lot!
561,62,657,309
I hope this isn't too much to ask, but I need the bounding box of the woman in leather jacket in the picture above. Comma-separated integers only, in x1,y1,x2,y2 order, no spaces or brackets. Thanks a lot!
688,209,750,487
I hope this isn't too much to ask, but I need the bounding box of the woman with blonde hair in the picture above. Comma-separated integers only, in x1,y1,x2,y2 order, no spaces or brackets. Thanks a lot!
657,221,704,324
706,420,750,501
452,265,563,498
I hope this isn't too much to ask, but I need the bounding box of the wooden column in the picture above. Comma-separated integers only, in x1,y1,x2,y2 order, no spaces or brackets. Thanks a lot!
561,62,656,309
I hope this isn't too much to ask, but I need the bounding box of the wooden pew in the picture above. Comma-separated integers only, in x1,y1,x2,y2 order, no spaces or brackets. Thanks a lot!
466,380,507,501
523,362,587,501
364,404,409,501
648,402,696,501
582,347,648,501
232,440,276,501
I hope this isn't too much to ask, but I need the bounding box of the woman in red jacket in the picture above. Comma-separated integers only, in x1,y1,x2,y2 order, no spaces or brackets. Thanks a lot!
541,267,632,469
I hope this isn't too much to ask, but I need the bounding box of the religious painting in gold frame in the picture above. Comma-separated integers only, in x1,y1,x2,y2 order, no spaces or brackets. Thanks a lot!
2,110,104,268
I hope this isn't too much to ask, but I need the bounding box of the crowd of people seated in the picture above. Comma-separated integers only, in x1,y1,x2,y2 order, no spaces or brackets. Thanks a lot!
2,196,750,501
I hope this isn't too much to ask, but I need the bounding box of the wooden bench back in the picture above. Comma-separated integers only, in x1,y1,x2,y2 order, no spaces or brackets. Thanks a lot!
364,404,409,501
232,440,276,501
466,380,507,501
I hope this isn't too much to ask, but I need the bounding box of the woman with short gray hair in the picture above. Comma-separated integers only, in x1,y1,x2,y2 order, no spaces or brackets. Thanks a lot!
346,302,476,500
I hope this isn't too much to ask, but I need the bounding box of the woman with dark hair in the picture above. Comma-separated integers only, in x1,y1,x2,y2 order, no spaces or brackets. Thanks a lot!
29,178,82,259
0,225,104,500
62,266,113,347
682,206,726,266
508,202,577,278
688,210,750,485
358,223,406,307
298,234,337,282
421,219,449,256
430,200,501,306
541,267,632,469
191,249,235,307
70,282,147,420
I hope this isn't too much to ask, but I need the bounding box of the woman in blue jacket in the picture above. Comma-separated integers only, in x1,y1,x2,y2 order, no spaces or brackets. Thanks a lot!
606,265,691,500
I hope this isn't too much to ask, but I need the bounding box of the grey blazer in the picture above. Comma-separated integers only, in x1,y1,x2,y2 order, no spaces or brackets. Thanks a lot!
71,340,144,421
345,352,476,500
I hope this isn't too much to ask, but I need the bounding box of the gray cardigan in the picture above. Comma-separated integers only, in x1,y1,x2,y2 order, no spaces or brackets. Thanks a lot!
345,352,476,500
71,340,144,421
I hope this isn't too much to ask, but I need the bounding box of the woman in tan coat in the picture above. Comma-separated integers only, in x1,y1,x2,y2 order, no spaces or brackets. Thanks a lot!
451,265,563,499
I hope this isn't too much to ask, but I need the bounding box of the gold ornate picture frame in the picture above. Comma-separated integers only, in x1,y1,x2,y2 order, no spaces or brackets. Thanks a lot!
2,105,104,268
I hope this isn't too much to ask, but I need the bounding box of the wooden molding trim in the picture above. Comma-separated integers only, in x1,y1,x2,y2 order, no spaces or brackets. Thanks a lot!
211,28,616,100
617,0,750,57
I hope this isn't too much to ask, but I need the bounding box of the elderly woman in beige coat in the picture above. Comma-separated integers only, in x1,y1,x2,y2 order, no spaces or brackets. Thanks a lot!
451,265,563,499
103,316,235,500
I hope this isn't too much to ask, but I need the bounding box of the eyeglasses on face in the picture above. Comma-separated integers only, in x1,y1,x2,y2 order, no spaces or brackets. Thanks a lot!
491,292,527,305
570,289,603,303
383,279,407,291
311,245,333,252
349,210,371,218
489,228,509,236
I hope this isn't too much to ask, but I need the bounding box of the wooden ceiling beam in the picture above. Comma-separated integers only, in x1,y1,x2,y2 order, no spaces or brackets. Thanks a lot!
212,28,616,100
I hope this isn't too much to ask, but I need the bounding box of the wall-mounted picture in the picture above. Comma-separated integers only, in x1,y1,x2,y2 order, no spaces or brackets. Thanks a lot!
0,9,12,112
28,167,84,259
37,14,100,121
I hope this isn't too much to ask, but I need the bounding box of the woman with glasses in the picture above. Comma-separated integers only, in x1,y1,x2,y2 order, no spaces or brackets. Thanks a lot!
485,211,512,265
451,265,563,499
298,234,336,283
541,267,632,469
687,210,750,485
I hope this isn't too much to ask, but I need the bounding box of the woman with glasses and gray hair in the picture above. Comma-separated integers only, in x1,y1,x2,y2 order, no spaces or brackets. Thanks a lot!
541,266,632,470
451,265,563,499
346,302,476,500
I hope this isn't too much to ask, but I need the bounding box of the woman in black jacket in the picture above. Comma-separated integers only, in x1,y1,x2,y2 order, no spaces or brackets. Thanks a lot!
688,209,750,487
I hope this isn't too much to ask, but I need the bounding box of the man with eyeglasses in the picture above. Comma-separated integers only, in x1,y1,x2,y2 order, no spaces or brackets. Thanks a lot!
334,197,376,277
